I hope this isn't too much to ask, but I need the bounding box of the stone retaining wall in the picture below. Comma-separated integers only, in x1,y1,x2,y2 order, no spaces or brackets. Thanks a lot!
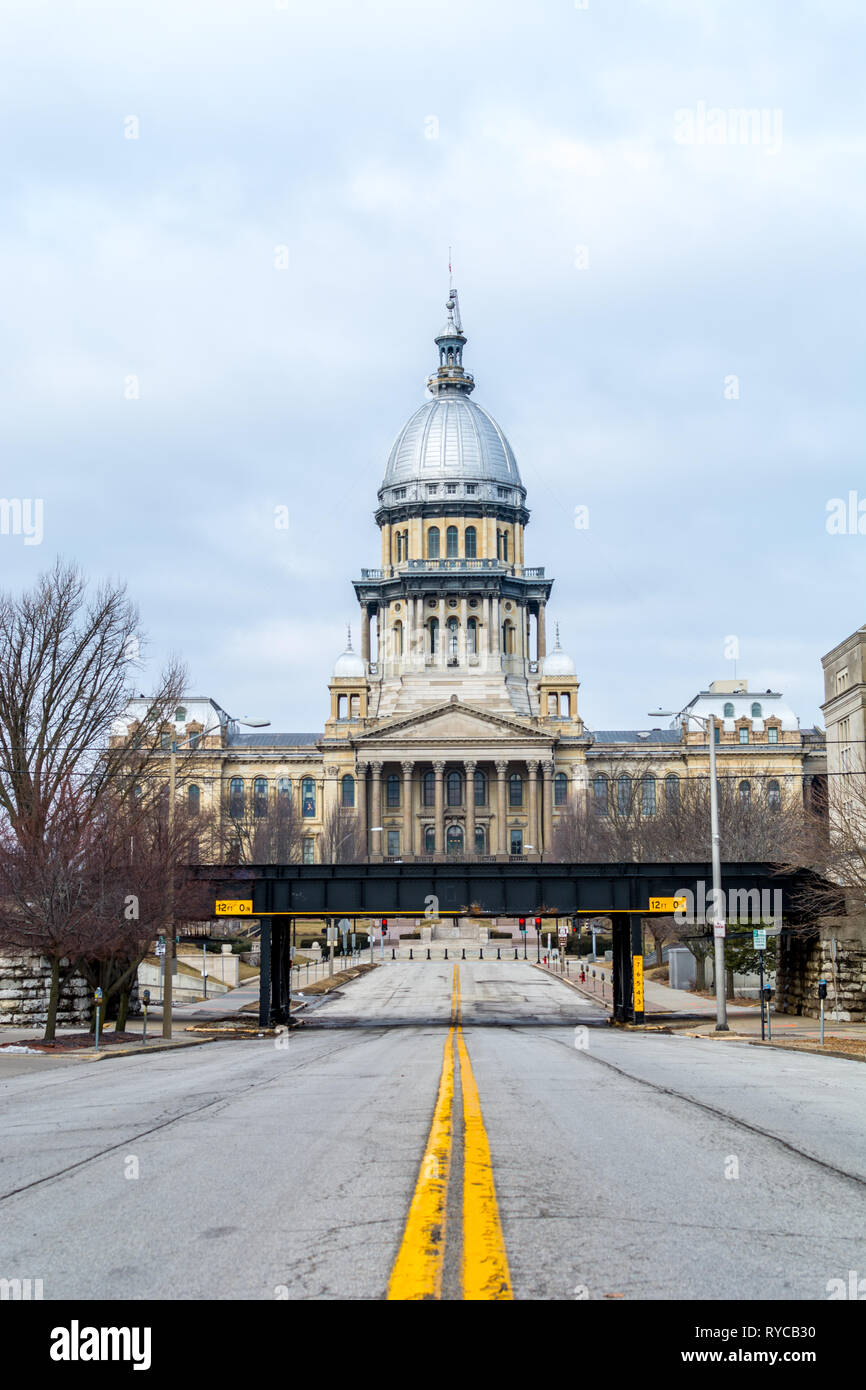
0,953,92,1028
776,929,866,1022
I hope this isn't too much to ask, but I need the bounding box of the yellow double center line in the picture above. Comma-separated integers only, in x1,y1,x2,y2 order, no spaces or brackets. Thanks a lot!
387,964,512,1301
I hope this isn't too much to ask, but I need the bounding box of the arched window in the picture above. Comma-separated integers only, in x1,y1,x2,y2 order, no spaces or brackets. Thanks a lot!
502,531,509,562
277,777,291,802
465,526,477,558
229,778,244,818
617,774,631,815
447,770,462,806
446,824,463,855
474,825,486,854
254,777,268,818
593,775,608,816
509,774,523,806
447,616,458,658
474,769,487,806
393,621,403,656
403,528,409,559
175,707,186,722
723,702,734,717
427,526,440,559
422,771,435,806
502,622,514,655
386,773,401,808
467,617,477,654
664,773,680,807
301,777,315,818
641,776,656,816
341,774,355,808
768,779,781,809
395,531,403,562
188,784,200,815
428,617,439,655
554,772,568,806
751,702,762,718
446,526,458,558
739,779,751,806
425,825,436,852
133,783,143,799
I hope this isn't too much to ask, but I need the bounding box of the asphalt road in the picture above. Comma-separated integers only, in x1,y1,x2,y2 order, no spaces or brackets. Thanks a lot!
0,961,864,1300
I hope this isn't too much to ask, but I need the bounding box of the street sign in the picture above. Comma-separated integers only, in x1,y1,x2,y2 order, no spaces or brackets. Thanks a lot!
633,955,644,1012
215,900,253,915
713,922,726,939
557,925,568,939
752,928,767,950
338,918,350,933
648,897,687,913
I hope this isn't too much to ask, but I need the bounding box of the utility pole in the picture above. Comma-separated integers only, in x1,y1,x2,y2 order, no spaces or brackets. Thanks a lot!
708,714,729,1031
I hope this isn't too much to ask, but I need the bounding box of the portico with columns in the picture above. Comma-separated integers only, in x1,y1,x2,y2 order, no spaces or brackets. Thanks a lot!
347,698,573,861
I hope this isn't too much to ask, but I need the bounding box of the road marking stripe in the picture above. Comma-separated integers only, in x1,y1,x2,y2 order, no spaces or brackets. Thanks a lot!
457,1027,513,1301
386,1025,455,1301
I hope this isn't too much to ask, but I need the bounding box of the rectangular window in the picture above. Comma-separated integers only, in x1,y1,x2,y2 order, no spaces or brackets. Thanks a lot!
510,829,523,855
497,486,509,498
387,830,400,856
426,484,438,495
302,838,315,864
394,487,406,499
837,669,849,693
465,484,477,495
767,726,778,744
446,483,457,494
739,727,749,743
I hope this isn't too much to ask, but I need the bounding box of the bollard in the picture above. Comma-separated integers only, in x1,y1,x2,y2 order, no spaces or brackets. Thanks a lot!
444,948,448,960
462,948,466,960
409,949,413,960
479,949,483,960
497,948,501,960
391,948,395,960
427,948,431,960
514,948,518,960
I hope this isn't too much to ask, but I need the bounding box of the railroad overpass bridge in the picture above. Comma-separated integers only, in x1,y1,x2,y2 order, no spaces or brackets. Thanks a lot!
193,859,818,1027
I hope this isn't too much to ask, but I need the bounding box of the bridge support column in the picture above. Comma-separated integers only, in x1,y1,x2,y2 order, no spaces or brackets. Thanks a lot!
259,919,272,1028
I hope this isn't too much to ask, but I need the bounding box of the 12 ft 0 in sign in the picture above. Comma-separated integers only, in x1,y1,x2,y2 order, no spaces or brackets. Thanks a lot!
215,900,253,916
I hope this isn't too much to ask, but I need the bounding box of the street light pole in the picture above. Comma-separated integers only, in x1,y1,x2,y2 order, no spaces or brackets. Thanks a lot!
650,705,728,1032
707,714,729,1031
162,713,269,1040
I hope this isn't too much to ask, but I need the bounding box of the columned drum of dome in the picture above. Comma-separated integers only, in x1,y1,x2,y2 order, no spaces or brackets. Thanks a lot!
354,290,552,720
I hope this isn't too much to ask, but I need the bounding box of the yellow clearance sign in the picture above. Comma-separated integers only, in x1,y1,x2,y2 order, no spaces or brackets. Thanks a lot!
633,955,645,1012
215,900,253,916
648,897,687,913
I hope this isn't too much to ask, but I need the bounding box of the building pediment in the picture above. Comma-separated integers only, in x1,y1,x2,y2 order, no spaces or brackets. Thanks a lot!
353,699,553,749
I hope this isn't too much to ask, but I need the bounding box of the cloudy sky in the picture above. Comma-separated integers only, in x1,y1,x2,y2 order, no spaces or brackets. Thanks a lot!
2,0,863,733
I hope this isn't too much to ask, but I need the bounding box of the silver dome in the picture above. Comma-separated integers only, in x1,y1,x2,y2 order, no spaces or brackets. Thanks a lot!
382,395,523,489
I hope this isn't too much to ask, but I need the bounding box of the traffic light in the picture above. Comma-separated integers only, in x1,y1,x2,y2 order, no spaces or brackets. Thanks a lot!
534,917,542,929
818,979,828,1000
381,919,388,935
518,917,526,932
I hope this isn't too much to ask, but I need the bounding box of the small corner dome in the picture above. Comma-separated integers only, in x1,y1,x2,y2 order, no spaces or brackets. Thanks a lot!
333,629,366,678
542,627,575,677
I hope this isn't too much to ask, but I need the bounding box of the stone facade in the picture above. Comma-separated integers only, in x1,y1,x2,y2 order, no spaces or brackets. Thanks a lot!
0,954,92,1029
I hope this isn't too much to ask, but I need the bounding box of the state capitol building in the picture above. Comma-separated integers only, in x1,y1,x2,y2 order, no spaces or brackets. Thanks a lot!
118,290,826,862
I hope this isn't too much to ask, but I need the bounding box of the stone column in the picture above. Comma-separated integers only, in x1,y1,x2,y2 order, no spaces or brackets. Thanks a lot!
527,759,540,857
438,598,446,668
459,596,468,664
537,604,547,661
495,760,509,857
370,761,383,857
356,760,368,856
401,760,414,858
541,760,554,851
491,597,500,656
464,759,476,856
361,606,370,662
433,761,445,854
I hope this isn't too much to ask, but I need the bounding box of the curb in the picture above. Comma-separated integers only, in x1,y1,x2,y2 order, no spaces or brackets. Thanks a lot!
80,1036,219,1062
531,962,614,1013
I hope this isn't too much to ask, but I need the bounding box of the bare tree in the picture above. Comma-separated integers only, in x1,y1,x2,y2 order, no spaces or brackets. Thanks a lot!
320,803,365,862
0,560,186,1038
223,787,303,865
